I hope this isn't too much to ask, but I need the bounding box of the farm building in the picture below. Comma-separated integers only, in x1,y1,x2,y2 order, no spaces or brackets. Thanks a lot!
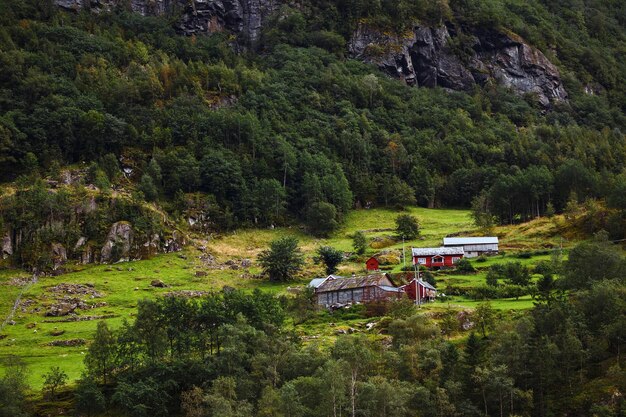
365,256,379,271
412,247,464,269
400,278,437,303
309,273,402,307
443,237,499,257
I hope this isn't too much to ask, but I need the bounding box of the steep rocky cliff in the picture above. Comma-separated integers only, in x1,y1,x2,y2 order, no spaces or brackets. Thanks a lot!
54,0,279,45
349,24,567,107
53,1,566,105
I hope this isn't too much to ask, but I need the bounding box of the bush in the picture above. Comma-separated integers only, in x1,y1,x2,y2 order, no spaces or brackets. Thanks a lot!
476,255,488,263
455,258,475,273
395,214,420,239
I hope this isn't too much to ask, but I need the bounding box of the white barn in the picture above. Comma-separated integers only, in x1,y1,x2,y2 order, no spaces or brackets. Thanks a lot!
442,237,499,258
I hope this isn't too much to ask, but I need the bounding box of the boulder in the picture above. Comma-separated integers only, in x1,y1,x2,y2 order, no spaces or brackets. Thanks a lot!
150,279,167,288
51,243,67,269
101,221,133,263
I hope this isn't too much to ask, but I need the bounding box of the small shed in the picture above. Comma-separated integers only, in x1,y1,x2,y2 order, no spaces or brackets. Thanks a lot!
401,279,437,303
443,237,499,258
412,247,464,269
365,256,379,271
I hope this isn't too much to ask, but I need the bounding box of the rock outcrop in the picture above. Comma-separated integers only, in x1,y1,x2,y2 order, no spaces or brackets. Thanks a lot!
54,0,279,46
349,24,567,107
2,232,12,259
101,221,133,263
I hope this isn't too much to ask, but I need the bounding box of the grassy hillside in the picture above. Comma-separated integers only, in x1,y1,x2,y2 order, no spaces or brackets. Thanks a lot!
0,207,574,388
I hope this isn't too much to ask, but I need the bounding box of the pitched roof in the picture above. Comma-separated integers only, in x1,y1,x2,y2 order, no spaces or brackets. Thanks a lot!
411,247,464,256
308,274,342,288
443,237,498,245
378,285,403,293
401,279,437,291
315,273,393,293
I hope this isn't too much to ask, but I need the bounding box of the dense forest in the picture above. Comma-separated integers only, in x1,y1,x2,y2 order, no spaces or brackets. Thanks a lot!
1,0,626,250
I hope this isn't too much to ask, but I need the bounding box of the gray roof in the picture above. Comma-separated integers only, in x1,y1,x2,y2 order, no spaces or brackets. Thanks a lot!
308,275,342,288
443,237,498,245
418,279,437,291
315,273,393,293
411,247,464,256
308,278,327,288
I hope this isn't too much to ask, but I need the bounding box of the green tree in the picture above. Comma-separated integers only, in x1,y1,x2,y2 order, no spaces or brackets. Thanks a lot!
333,336,376,417
395,214,420,239
305,201,339,237
205,376,253,417
74,376,105,417
84,321,116,384
352,231,367,255
471,192,495,229
563,231,625,289
473,302,496,338
42,366,67,400
0,356,29,417
316,246,344,275
258,237,305,282
455,258,475,274
138,173,158,202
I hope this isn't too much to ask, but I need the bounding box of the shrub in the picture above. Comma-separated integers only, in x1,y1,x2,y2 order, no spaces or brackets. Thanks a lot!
455,258,475,273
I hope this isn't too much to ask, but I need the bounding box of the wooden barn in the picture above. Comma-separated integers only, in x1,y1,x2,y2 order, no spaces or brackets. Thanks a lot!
401,278,437,303
309,273,402,307
365,256,379,271
412,247,464,269
443,237,499,257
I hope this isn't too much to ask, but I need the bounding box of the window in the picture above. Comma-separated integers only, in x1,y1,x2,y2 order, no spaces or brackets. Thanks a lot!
452,257,460,263
418,258,426,264
432,256,444,263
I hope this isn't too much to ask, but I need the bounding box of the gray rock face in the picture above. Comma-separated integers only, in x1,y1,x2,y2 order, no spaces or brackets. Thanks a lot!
51,243,67,270
2,232,12,259
349,24,567,106
54,0,279,46
101,221,133,263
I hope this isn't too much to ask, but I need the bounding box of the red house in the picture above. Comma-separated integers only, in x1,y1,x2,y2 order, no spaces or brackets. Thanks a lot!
412,247,464,269
365,256,379,271
401,278,437,303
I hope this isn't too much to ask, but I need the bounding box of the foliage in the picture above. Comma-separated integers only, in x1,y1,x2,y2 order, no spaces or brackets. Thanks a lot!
395,214,420,239
258,237,305,282
0,356,29,417
41,366,67,400
486,262,531,287
563,231,626,289
352,231,367,255
316,246,344,275
74,376,105,417
455,258,475,274
305,202,340,237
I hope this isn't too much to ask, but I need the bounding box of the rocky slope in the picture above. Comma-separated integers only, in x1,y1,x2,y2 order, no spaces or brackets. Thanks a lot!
349,24,567,107
53,1,567,105
54,0,279,45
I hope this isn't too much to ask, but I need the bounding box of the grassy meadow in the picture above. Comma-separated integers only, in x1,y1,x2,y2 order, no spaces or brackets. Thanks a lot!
0,207,573,388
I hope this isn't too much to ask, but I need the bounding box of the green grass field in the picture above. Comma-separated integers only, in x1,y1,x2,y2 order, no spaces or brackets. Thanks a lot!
0,208,574,388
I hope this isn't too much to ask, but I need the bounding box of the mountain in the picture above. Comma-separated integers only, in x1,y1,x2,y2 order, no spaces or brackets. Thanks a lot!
0,0,625,271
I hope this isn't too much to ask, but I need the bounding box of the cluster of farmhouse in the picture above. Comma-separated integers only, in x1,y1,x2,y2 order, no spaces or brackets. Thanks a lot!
309,236,499,308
